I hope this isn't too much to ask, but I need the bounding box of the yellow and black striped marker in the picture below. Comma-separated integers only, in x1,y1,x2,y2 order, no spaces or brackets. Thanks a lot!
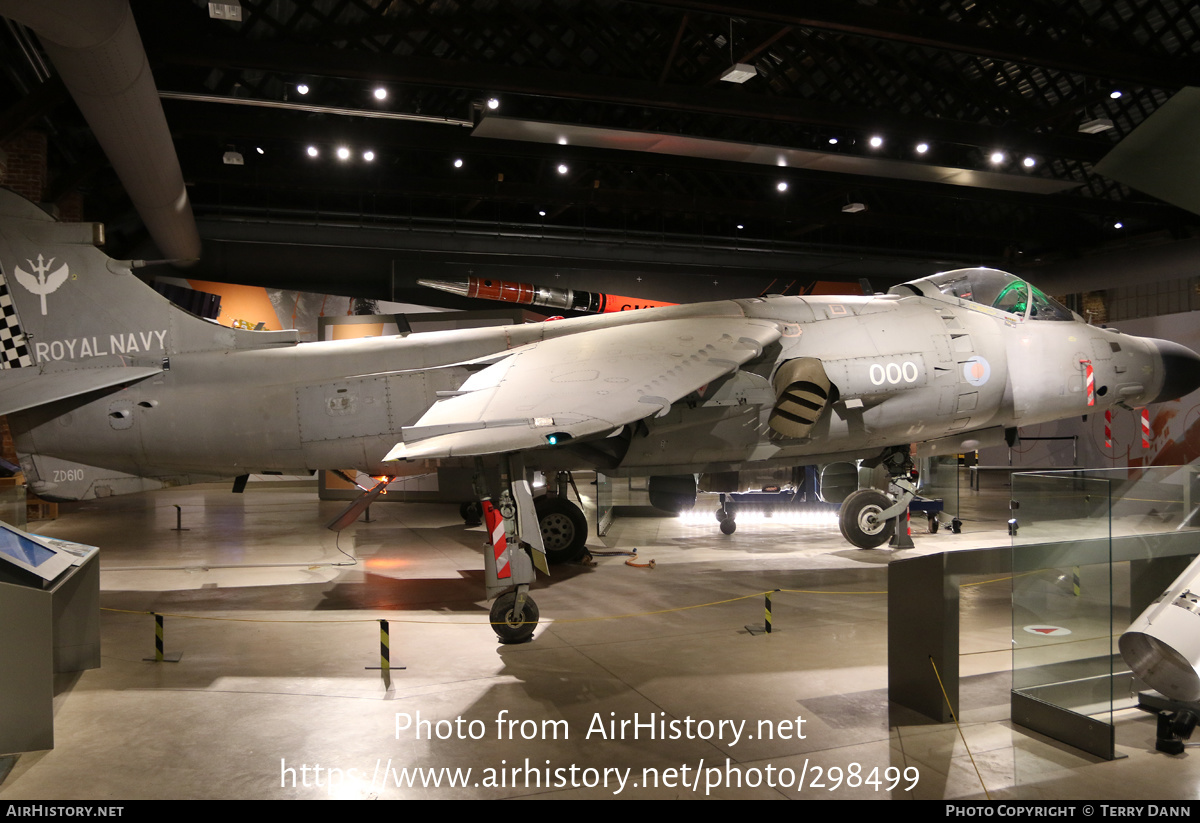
142,612,182,662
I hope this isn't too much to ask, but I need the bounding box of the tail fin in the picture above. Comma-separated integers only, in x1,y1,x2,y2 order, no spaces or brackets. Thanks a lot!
0,188,296,375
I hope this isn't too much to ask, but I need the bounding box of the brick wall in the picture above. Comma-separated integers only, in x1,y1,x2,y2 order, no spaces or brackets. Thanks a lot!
0,131,47,203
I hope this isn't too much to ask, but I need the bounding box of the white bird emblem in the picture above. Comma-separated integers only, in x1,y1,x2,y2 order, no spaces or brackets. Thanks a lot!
14,254,69,315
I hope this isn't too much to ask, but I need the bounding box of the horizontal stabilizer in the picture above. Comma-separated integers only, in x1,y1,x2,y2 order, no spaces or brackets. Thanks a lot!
0,365,161,416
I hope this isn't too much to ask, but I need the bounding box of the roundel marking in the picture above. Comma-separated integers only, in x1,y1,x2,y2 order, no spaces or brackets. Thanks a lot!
963,355,991,387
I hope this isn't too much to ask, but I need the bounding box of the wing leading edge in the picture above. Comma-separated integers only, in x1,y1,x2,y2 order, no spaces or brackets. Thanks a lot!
385,316,782,461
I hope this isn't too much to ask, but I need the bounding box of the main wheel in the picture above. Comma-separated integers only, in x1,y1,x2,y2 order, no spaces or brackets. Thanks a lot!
838,489,895,549
459,500,482,525
490,592,539,644
535,496,589,564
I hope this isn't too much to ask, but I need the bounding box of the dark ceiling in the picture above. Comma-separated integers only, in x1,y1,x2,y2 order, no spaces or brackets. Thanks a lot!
2,0,1199,305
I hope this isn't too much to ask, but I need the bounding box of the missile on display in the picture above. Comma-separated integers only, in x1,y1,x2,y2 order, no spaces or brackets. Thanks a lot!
418,276,677,313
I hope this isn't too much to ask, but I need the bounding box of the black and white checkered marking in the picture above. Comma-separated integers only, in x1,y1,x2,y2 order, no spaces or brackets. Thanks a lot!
0,271,34,368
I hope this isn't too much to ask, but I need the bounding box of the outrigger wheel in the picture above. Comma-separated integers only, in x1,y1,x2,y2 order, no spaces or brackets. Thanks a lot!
490,591,539,644
535,495,589,564
838,489,896,549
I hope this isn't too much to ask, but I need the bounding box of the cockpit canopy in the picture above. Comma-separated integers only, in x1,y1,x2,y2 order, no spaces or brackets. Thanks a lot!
890,267,1077,322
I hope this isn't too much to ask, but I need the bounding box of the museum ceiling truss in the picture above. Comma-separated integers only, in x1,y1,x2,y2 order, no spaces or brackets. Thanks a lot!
1,0,1199,291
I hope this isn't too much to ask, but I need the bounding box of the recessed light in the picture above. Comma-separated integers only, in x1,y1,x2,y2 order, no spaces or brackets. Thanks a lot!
1022,156,1036,168
306,145,318,158
828,137,838,145
336,146,350,161
776,181,788,192
736,224,744,230
296,83,309,95
539,210,547,217
373,87,387,100
363,150,375,162
916,142,929,154
1114,221,1123,229
486,97,500,110
989,151,1006,164
453,158,463,168
255,147,264,155
869,135,883,148
1110,90,1122,99
556,163,568,175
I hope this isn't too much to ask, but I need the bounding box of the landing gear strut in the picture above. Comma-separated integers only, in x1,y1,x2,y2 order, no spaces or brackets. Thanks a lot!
478,455,549,644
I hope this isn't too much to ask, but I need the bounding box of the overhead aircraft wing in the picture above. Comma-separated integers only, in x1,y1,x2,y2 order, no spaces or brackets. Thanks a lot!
385,316,781,460
0,365,162,417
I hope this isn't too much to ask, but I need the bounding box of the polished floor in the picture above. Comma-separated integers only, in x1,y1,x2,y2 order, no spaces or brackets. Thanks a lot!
0,475,1196,800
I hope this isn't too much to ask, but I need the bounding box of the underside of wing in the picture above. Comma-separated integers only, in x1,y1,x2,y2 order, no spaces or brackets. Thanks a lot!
385,316,781,460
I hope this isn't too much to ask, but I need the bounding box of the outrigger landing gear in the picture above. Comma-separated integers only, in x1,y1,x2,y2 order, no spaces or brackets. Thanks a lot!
479,455,550,644
838,447,919,549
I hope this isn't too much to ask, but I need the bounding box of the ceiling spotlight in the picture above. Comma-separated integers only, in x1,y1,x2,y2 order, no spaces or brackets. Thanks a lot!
486,97,500,110
557,137,568,146
989,151,1006,164
1022,156,1036,168
374,87,387,100
255,146,264,155
916,142,929,154
869,135,883,148
296,83,309,95
453,158,463,168
1114,221,1124,229
363,150,375,162
828,137,838,145
1110,90,1123,99
539,210,547,217
336,146,351,161
776,181,788,193
306,145,318,158
736,224,744,230
556,163,569,175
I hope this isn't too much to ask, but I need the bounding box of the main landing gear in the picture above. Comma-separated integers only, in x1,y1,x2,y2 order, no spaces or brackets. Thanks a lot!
715,494,738,534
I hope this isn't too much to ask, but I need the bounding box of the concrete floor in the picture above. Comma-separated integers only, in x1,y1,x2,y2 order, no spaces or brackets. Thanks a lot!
0,474,1197,800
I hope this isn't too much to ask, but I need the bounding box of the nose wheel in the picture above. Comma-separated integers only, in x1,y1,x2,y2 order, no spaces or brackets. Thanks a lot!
838,489,896,549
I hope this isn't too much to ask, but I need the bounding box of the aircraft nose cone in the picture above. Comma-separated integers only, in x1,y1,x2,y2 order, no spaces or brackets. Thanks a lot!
1152,339,1200,403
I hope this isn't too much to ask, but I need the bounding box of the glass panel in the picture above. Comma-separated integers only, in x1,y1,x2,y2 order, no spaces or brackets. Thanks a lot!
918,453,959,525
1011,470,1114,721
1010,465,1200,769
596,472,613,536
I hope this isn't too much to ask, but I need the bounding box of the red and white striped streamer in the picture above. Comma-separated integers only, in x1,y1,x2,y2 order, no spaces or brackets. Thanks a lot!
1081,359,1094,406
482,500,512,579
1141,408,1151,449
1104,408,1112,449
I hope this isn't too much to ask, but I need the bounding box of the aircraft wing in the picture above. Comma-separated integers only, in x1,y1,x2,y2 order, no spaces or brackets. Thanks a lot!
385,316,781,460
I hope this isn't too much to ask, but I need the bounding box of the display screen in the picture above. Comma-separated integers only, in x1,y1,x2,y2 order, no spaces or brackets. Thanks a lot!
0,528,55,567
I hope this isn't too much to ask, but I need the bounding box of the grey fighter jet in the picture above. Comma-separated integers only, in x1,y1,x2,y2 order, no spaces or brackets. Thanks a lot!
0,189,1197,641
